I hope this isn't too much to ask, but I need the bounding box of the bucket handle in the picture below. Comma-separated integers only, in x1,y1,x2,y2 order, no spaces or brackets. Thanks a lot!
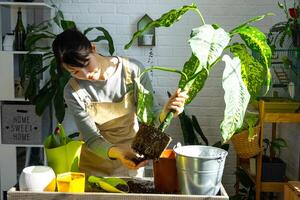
217,152,227,163
173,142,182,149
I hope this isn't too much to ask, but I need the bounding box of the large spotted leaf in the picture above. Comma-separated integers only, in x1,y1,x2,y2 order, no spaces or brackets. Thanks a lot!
178,54,209,105
134,76,156,125
231,25,272,92
189,25,230,72
124,4,197,49
220,55,250,142
230,44,267,99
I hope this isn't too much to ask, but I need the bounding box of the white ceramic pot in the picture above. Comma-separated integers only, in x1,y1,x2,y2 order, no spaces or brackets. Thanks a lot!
142,34,153,45
19,166,56,192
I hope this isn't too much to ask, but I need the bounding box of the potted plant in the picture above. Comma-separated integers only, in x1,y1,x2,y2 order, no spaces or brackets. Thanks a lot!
268,0,300,48
23,3,115,123
125,3,271,195
261,137,288,181
230,110,261,159
124,3,271,159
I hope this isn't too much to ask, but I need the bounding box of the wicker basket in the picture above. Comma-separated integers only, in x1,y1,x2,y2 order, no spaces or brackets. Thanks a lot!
231,125,261,159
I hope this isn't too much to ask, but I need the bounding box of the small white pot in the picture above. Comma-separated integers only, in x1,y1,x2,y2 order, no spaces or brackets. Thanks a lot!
19,166,56,192
142,34,153,45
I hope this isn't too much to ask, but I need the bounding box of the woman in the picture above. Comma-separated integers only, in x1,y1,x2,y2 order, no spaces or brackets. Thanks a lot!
52,28,187,177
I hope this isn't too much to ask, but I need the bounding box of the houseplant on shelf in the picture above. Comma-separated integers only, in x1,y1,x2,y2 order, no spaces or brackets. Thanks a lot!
230,110,261,159
268,0,300,48
124,3,271,159
261,137,288,181
23,3,115,123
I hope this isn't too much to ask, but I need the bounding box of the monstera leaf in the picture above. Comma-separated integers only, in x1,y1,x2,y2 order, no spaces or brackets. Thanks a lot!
124,4,198,49
221,55,250,142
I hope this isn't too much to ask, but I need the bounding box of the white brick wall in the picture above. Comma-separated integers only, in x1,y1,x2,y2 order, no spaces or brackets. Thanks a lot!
52,0,300,195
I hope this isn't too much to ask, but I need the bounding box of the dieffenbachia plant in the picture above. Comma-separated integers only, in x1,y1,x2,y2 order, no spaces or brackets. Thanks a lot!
125,4,272,142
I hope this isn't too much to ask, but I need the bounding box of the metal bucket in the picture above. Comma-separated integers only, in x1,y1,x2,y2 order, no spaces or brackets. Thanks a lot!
174,145,228,195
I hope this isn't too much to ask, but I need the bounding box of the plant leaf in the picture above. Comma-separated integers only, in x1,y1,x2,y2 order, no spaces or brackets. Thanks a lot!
134,76,156,125
84,27,115,55
25,33,53,51
178,54,208,104
191,115,208,145
88,176,128,193
189,24,230,72
61,20,76,30
230,44,267,99
178,111,200,145
231,25,272,94
124,4,197,49
220,55,250,142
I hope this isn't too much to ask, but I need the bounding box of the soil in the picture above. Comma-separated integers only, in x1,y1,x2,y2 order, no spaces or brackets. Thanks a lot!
88,178,172,194
131,124,172,160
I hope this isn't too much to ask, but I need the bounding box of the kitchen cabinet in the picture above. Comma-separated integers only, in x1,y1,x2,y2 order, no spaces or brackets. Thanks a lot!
0,2,53,200
236,100,300,200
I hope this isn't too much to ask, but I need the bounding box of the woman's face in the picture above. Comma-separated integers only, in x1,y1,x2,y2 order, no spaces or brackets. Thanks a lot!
63,53,101,81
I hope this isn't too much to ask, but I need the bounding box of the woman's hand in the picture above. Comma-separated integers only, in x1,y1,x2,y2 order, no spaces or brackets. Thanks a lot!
108,145,147,169
160,88,189,121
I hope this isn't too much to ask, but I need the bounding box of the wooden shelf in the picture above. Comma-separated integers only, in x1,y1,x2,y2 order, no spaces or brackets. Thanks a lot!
261,181,286,192
236,100,300,200
0,2,53,9
0,51,46,55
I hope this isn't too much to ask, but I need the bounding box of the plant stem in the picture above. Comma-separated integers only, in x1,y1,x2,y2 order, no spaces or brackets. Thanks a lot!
141,66,187,80
194,8,206,25
158,111,174,132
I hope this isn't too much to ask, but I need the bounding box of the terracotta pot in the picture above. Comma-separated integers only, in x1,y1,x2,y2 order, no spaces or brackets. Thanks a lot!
153,149,178,193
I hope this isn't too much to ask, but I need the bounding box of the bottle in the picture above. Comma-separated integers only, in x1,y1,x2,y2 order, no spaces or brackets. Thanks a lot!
14,7,26,51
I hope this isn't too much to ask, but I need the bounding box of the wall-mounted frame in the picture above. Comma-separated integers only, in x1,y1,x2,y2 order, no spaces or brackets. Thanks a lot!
137,14,155,47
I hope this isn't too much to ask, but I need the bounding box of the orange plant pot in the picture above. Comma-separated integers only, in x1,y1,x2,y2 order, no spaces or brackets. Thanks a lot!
153,149,178,193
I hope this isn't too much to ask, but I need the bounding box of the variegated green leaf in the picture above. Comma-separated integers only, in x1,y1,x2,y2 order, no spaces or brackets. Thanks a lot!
220,55,250,142
178,54,209,105
189,25,230,71
134,76,156,125
231,25,272,93
230,44,267,99
124,4,198,49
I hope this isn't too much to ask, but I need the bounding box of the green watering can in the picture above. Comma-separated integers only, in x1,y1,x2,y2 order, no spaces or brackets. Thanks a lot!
44,135,84,175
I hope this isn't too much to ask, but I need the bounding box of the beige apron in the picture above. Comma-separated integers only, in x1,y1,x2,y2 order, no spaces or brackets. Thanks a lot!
69,57,140,177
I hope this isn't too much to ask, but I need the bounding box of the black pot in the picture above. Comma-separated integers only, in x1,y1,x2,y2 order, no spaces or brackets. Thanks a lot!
261,156,286,182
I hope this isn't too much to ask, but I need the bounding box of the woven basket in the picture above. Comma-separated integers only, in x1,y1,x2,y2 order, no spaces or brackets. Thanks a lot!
231,125,261,159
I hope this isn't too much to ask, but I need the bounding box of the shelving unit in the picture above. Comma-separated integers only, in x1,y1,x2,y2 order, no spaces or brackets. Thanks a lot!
236,100,300,200
0,2,54,200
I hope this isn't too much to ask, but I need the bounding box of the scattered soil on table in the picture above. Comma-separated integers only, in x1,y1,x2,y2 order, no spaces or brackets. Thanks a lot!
87,178,173,194
131,124,171,160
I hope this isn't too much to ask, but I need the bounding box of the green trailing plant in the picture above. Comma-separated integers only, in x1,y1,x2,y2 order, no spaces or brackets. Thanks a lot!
24,3,115,123
125,4,272,142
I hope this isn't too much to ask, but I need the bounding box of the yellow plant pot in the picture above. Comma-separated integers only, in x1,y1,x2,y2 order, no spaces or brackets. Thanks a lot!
57,172,85,192
45,141,84,175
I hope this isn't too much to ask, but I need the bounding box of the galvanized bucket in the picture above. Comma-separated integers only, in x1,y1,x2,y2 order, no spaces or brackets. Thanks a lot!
174,145,228,195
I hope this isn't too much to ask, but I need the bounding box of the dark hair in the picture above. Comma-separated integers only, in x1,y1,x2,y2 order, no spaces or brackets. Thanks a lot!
52,28,92,70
